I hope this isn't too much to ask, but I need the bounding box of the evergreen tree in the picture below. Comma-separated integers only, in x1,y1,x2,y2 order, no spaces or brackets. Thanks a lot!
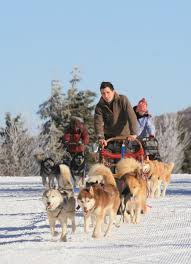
37,80,66,130
66,67,96,140
37,80,66,160
37,67,97,161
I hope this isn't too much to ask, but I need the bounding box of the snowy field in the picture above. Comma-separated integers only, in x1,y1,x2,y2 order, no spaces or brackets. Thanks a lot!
0,174,191,264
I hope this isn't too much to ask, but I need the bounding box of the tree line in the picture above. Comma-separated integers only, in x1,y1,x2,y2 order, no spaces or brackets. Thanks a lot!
0,69,190,175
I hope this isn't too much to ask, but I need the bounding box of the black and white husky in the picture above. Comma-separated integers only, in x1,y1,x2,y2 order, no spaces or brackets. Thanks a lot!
70,153,87,187
35,153,62,188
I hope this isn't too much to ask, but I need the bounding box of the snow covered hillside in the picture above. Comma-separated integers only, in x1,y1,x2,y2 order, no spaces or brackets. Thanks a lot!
0,174,191,264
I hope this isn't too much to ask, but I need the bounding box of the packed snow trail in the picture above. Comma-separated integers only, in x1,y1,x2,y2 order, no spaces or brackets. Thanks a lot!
0,174,191,264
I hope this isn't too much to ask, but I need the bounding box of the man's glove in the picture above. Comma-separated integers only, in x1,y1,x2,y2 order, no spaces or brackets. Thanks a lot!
99,138,107,147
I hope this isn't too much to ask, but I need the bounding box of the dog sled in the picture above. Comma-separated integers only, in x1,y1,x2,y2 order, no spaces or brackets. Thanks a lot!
141,136,161,161
98,136,144,169
96,136,161,169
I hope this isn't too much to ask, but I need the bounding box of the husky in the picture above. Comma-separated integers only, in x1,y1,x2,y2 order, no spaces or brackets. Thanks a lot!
34,153,61,188
71,153,87,187
122,173,147,224
77,163,120,238
42,164,76,241
115,158,148,223
142,159,174,198
115,157,142,178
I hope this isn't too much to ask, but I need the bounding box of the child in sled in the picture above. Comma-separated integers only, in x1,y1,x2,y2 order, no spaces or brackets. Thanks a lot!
134,98,161,161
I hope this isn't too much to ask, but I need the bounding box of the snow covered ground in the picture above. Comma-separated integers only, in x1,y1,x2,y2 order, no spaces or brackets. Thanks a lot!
0,174,191,264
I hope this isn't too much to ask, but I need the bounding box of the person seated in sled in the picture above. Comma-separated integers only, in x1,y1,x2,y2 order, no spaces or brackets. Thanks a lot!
133,98,161,160
62,116,90,184
94,81,138,168
63,116,89,156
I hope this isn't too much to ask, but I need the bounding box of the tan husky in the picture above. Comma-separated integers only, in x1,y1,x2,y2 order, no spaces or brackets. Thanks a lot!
123,174,147,224
115,158,147,224
42,164,76,241
142,159,174,198
77,163,120,238
115,157,142,178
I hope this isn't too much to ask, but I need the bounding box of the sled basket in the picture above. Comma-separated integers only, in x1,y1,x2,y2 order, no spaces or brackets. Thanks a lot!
140,137,161,160
99,136,145,168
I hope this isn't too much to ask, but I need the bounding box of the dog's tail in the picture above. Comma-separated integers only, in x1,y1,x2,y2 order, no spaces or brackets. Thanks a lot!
115,158,141,178
88,163,116,187
59,164,73,189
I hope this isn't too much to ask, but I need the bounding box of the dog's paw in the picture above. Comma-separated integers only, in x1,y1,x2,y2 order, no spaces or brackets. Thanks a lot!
161,191,166,198
60,235,67,242
134,217,140,224
52,231,59,237
104,231,111,238
92,233,101,239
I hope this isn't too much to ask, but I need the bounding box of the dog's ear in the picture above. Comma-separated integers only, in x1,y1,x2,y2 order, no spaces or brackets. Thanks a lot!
89,186,94,196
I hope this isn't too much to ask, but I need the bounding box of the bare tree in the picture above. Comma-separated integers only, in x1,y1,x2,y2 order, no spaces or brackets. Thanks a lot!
0,113,39,176
155,112,189,173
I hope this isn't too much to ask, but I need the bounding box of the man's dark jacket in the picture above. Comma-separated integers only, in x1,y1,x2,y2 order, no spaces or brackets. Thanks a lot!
94,92,137,139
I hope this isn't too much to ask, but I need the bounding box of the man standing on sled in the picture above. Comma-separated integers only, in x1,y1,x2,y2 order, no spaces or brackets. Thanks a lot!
94,81,138,146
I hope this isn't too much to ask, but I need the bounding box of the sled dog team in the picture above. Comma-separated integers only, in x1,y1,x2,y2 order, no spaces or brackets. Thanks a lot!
42,158,174,241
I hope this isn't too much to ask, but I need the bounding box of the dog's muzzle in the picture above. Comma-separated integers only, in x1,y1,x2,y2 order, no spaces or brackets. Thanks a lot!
46,202,52,210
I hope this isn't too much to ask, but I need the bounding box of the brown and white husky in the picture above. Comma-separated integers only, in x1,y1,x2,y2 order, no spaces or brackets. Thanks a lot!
77,164,120,238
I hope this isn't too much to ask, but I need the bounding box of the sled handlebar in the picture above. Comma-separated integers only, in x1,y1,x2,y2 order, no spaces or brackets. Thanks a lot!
103,136,144,150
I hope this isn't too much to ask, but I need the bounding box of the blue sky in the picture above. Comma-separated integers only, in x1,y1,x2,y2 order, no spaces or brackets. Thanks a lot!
0,0,190,131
